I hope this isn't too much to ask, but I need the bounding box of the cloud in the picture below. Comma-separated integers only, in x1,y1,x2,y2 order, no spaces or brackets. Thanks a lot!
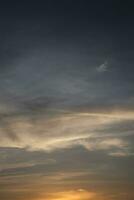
80,138,127,151
0,109,133,155
96,61,109,72
109,151,133,157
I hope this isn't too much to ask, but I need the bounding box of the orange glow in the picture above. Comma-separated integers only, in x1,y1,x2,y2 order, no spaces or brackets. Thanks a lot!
38,189,96,200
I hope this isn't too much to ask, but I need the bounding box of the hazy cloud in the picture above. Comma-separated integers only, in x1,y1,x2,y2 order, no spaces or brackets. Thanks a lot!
96,61,109,72
0,109,133,156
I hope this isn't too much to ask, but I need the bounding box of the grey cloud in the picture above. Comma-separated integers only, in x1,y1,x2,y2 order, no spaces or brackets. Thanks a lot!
96,61,109,72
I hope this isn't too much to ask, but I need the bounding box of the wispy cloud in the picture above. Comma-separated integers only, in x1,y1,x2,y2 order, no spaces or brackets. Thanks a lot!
96,61,109,72
0,109,133,156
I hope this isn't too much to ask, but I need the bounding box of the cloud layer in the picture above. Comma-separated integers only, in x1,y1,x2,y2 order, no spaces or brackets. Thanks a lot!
0,108,133,156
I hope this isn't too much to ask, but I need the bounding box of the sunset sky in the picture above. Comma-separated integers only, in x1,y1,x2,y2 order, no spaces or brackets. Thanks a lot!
0,1,134,200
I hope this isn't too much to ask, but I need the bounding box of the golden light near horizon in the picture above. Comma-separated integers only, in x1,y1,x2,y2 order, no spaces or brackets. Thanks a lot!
38,189,96,200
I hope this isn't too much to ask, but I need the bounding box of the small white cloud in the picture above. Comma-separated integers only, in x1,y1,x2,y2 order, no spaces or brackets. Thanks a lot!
78,189,86,192
96,61,109,72
109,151,133,157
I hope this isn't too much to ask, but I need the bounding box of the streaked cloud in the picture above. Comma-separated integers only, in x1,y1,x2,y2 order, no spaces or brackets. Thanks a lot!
0,109,133,156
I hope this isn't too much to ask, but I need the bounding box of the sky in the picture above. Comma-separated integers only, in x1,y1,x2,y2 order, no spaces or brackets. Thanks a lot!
0,1,134,200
